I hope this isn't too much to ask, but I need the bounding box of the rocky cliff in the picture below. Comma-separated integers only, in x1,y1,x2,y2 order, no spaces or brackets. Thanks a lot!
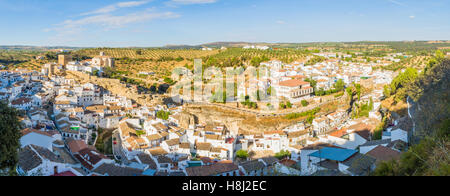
181,105,301,134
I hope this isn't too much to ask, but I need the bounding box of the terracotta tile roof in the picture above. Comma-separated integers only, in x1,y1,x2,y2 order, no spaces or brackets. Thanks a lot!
159,131,169,137
260,156,279,165
210,147,223,153
240,160,266,172
146,134,162,141
136,153,157,169
11,97,32,105
66,138,88,154
279,159,297,167
18,145,43,172
135,138,147,146
72,107,84,113
341,153,376,176
287,130,309,138
278,79,309,87
360,139,391,147
329,128,348,138
157,156,173,164
186,162,239,176
153,123,168,131
107,106,122,111
179,143,190,149
348,123,375,132
196,142,212,151
86,105,107,111
165,138,180,146
354,130,371,141
200,157,213,164
301,142,342,150
147,147,168,156
21,128,53,137
51,171,77,176
366,145,401,162
205,134,222,141
119,121,137,138
77,148,108,166
92,163,143,176
54,101,71,105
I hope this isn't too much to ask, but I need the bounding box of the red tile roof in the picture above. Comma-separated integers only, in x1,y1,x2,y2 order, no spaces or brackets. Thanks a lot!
66,139,88,154
21,128,59,137
329,128,347,138
366,145,401,162
51,171,77,176
278,79,309,87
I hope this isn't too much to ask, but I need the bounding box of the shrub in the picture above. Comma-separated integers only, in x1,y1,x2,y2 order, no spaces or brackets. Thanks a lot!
275,150,291,160
301,100,309,107
156,111,170,120
286,101,292,108
236,150,249,159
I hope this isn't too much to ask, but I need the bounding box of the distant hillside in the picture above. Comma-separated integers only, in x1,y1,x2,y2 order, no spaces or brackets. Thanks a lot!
1,40,449,51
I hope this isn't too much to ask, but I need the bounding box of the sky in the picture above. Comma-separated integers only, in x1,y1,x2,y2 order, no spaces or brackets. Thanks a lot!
0,0,449,47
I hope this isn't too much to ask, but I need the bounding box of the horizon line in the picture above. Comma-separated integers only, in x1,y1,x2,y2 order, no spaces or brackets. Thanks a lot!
1,39,450,49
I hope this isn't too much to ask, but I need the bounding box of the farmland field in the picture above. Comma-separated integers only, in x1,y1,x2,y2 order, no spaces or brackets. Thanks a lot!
74,48,219,60
72,48,309,86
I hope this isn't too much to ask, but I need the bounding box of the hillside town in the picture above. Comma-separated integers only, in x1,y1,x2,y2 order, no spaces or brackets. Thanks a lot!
0,49,417,177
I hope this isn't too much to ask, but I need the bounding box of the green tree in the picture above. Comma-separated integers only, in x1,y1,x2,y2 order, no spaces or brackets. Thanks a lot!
236,150,249,160
286,101,292,108
383,85,391,98
355,83,361,101
156,111,170,120
435,50,445,60
305,78,317,90
369,97,374,110
0,102,22,176
346,87,354,102
301,100,309,107
275,150,291,160
334,79,345,92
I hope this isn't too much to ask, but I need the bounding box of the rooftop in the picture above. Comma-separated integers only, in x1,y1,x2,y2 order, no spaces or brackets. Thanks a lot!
309,147,358,162
366,145,402,162
185,162,239,176
278,79,310,87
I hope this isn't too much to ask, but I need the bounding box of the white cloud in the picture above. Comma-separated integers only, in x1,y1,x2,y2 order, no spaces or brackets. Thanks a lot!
68,12,178,28
45,0,216,44
46,0,180,39
276,20,286,25
409,15,415,19
387,0,406,7
169,0,218,5
46,8,180,40
81,0,152,16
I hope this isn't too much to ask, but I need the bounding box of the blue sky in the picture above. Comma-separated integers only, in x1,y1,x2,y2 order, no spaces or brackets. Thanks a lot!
0,0,449,47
